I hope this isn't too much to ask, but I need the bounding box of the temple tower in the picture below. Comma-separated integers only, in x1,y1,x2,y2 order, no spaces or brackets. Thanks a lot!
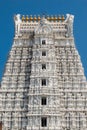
0,14,87,130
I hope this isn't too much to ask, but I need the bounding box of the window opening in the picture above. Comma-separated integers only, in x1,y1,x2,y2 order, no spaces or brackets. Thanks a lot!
41,117,47,127
42,40,46,45
41,97,47,105
42,64,46,69
42,51,46,56
42,79,46,86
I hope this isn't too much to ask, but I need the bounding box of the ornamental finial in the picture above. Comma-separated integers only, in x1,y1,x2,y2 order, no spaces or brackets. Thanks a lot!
34,15,37,21
58,15,61,21
37,15,41,21
54,15,57,21
22,15,25,22
26,15,29,22
30,15,33,21
61,15,65,21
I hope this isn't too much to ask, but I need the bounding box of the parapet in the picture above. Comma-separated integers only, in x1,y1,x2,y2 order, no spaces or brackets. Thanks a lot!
14,14,74,38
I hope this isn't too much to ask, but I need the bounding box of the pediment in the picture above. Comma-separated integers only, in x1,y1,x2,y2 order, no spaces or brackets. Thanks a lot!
35,17,52,34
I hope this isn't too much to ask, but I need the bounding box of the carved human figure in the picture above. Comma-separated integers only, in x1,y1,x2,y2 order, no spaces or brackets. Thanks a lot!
65,14,74,37
14,14,21,36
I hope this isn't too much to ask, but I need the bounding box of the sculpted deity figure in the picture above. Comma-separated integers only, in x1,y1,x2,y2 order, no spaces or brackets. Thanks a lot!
14,14,21,36
65,14,74,37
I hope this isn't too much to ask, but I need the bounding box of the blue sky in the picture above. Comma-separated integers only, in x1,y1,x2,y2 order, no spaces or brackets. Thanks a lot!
0,0,87,80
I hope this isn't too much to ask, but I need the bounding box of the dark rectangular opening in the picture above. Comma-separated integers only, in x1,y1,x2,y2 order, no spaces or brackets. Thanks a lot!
41,97,47,105
42,79,46,86
42,51,46,56
41,117,47,127
42,40,46,45
42,64,46,69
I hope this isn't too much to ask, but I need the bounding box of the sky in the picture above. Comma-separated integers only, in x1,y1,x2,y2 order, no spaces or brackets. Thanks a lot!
0,0,87,81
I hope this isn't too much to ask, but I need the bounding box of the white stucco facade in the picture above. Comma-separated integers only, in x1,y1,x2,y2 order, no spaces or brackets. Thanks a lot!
0,14,87,130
